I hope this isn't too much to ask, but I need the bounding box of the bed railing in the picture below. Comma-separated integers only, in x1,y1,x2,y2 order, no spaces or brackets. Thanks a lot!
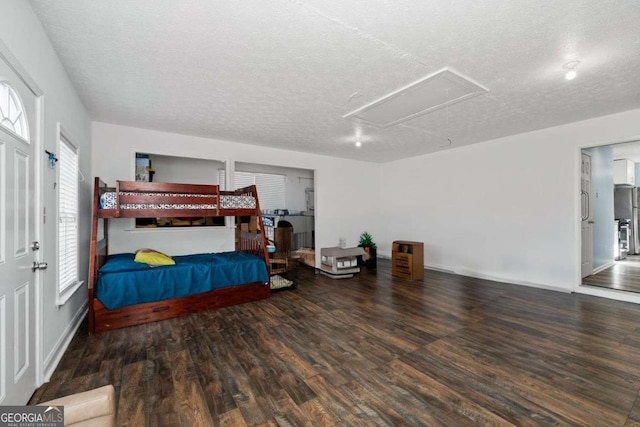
97,180,263,218
89,178,111,332
238,231,263,255
234,184,271,276
228,185,257,197
114,180,220,218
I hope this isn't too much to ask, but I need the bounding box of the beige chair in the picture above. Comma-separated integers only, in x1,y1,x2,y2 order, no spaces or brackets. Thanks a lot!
39,385,116,427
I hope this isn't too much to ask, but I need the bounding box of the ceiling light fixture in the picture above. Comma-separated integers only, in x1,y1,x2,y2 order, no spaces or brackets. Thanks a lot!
355,139,362,148
563,60,580,80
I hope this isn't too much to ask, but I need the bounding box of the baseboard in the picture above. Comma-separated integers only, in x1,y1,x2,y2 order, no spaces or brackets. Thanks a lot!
423,264,456,274
42,301,88,382
381,254,570,293
577,285,640,304
425,263,570,293
591,261,615,275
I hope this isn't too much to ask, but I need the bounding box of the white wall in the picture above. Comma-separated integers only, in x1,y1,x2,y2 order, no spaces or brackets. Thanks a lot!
148,153,223,185
92,122,379,259
379,108,640,293
1,1,92,381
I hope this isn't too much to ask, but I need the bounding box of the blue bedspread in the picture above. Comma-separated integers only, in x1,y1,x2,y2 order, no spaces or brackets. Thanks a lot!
97,251,269,310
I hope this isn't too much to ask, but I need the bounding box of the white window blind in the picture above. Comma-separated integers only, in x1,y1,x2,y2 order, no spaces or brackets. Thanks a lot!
218,170,285,211
233,171,256,189
58,135,78,293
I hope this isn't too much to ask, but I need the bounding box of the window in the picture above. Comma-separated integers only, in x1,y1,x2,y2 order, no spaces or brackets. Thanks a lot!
57,131,80,303
219,170,285,211
0,81,29,141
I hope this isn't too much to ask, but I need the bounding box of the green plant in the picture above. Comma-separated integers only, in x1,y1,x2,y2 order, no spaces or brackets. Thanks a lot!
358,231,377,249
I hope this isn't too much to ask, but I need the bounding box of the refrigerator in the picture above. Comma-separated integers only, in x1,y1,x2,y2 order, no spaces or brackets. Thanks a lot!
614,187,640,255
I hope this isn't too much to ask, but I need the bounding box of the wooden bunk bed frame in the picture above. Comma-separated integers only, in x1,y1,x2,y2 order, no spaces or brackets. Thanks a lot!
88,177,272,333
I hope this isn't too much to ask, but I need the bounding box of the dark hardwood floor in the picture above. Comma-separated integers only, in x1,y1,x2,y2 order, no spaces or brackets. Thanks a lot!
583,255,640,293
31,259,640,426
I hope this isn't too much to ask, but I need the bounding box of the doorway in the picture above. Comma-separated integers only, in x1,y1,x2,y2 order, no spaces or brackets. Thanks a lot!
581,140,640,295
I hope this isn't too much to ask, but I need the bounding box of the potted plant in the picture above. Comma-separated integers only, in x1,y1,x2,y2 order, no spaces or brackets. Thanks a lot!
358,231,377,270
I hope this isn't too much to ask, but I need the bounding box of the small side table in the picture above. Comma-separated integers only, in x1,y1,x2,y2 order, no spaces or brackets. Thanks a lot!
319,246,365,279
391,241,424,280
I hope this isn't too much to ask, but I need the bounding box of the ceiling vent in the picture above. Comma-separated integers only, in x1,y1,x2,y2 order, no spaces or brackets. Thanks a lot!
344,67,489,127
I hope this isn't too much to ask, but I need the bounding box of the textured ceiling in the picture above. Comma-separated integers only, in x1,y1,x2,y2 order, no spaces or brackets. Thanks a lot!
28,0,640,162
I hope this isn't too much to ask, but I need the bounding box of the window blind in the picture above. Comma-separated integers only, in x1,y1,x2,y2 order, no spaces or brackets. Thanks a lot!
218,170,285,211
58,136,78,292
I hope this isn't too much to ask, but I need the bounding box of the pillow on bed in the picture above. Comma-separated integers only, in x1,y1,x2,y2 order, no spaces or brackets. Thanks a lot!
134,248,175,266
100,253,150,274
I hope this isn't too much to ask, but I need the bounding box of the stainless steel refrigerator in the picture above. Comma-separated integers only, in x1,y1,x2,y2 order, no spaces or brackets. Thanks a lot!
614,187,640,255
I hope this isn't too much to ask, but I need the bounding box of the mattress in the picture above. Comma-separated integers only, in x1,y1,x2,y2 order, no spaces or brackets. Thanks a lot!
99,192,256,210
96,251,269,309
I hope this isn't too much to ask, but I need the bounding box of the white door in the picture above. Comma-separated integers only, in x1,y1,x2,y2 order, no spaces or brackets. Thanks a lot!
0,54,39,404
581,151,593,278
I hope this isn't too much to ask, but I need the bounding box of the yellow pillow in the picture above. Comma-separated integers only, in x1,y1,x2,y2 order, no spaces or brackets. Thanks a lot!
134,248,175,266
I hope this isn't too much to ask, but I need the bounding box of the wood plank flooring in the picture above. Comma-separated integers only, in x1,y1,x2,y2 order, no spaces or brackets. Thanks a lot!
583,255,640,293
31,259,640,426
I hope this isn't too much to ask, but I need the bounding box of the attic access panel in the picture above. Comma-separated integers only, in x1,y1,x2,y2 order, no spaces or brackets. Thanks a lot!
344,67,489,128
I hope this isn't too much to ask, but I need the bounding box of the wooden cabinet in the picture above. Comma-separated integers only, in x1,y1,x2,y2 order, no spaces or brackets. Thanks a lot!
392,241,424,280
614,159,635,186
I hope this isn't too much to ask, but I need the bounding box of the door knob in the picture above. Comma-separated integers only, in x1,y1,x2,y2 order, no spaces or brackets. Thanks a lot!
32,262,48,272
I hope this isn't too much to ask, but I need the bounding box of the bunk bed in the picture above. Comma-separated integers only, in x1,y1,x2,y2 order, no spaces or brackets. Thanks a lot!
88,178,271,333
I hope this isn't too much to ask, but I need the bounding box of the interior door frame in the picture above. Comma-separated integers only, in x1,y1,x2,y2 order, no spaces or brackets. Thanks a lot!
0,40,45,386
575,138,640,301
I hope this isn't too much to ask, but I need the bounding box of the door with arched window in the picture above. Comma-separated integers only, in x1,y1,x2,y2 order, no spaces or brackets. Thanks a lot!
0,54,40,404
